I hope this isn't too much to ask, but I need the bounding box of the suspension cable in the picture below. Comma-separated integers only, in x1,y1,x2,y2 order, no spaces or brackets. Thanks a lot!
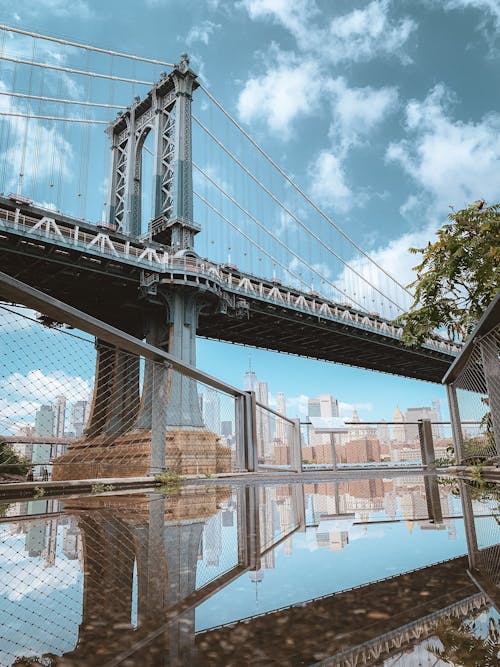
194,115,404,312
194,189,352,306
0,24,175,67
198,84,413,297
0,110,108,124
0,54,152,85
0,90,126,109
193,159,403,313
193,170,362,309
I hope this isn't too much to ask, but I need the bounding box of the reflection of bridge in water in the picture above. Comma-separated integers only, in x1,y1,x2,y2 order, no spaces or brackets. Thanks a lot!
9,477,491,666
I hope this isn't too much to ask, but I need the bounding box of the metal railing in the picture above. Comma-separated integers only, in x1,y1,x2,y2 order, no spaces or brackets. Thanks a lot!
444,291,500,463
0,201,459,355
0,271,301,481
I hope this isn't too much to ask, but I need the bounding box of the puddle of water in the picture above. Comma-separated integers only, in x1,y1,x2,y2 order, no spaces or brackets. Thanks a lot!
0,474,498,666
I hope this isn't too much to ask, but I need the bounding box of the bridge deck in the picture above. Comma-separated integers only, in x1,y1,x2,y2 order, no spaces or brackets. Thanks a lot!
0,197,457,382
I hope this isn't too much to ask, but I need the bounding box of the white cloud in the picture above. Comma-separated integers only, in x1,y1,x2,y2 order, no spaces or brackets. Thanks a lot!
338,401,374,417
237,52,322,138
241,0,416,64
325,0,416,64
386,84,500,211
2,369,91,403
186,20,221,46
0,0,92,19
308,151,353,212
434,0,500,29
327,78,399,152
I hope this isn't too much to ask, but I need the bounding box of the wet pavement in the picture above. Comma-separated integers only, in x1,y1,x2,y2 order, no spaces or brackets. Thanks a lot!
0,474,499,666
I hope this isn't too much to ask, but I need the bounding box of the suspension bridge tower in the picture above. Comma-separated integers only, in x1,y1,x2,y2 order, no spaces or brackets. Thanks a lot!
53,55,231,479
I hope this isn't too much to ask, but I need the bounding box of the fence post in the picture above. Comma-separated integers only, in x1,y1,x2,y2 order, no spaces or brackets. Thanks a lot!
291,418,303,472
447,383,465,464
243,391,258,472
418,418,435,468
460,479,479,571
150,361,169,475
480,337,500,457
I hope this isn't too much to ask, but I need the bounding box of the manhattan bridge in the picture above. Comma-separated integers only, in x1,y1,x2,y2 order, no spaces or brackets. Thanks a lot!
0,25,460,477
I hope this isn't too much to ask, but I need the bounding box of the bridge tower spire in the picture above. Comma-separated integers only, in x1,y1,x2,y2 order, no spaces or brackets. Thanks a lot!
106,54,200,248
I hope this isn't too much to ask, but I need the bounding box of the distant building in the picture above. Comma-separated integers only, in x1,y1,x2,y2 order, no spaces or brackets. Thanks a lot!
35,405,54,437
404,406,439,443
202,390,221,434
308,394,339,445
54,395,66,438
377,419,390,444
392,406,406,444
70,400,87,438
275,392,287,444
345,437,381,463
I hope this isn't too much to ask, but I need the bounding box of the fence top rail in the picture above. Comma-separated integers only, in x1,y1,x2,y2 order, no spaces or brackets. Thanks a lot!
255,399,295,425
0,270,247,398
443,290,500,385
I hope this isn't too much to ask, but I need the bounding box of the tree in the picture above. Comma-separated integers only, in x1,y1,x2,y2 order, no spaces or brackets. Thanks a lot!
0,441,29,477
398,201,500,346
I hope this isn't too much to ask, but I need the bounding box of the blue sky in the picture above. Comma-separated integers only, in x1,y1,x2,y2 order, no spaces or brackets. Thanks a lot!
1,0,499,421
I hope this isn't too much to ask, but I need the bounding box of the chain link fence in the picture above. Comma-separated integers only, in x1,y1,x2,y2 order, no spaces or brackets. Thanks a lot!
444,294,500,463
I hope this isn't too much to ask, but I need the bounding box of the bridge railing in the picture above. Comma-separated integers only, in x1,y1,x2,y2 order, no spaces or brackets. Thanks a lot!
0,271,302,482
444,292,500,463
0,200,460,357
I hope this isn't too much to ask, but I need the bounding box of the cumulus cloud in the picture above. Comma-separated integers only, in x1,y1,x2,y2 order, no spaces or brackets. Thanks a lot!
386,84,500,211
2,369,91,403
308,151,353,212
327,78,399,152
0,0,92,19
433,0,500,29
241,0,416,64
186,20,222,46
237,52,322,138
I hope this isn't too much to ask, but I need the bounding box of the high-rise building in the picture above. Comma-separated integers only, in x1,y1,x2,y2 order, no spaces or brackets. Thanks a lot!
432,398,443,438
70,400,87,438
308,394,339,445
35,405,54,437
377,419,390,444
243,369,259,392
275,392,287,444
203,390,221,434
392,406,406,444
54,395,66,438
405,406,439,443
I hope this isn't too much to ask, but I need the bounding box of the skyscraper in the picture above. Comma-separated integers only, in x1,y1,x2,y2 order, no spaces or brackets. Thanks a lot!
70,400,87,438
203,389,221,434
308,393,339,445
35,405,54,437
392,406,406,444
54,395,66,438
256,381,271,460
275,392,287,444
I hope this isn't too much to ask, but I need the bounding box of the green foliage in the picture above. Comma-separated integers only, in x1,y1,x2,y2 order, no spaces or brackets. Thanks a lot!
0,441,30,477
397,201,500,346
429,615,500,666
90,483,115,494
154,470,183,495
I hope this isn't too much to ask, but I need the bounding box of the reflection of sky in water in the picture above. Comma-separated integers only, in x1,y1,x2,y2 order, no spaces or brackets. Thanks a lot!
195,514,473,631
0,480,498,663
0,524,83,666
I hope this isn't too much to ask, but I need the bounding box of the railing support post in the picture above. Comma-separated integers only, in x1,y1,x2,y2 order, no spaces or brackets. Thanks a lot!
447,383,465,463
291,418,303,472
418,418,435,469
150,361,169,475
241,391,258,472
